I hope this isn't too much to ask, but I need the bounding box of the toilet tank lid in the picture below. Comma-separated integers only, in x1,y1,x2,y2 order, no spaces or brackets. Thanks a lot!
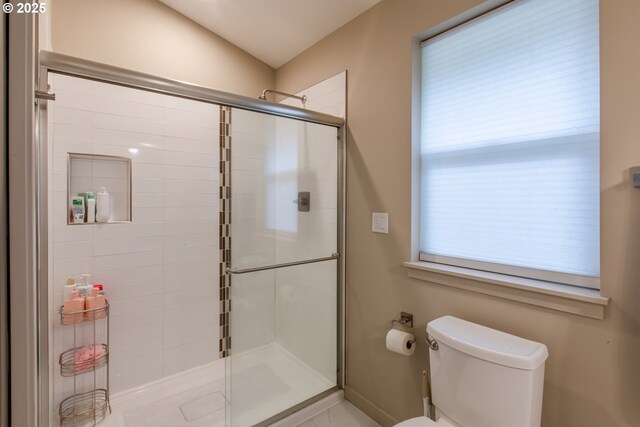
426,316,548,371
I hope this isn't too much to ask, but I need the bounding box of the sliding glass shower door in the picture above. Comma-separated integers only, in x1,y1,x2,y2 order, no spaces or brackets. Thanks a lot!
224,108,340,426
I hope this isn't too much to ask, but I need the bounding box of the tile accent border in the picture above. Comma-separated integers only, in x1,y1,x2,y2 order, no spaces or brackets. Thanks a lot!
219,106,231,357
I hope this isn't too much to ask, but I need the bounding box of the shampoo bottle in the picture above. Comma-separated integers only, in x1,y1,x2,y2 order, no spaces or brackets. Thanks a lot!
95,290,107,319
77,274,93,298
96,187,110,223
85,287,98,320
86,287,107,320
86,192,96,223
63,278,77,301
70,196,85,224
62,290,84,325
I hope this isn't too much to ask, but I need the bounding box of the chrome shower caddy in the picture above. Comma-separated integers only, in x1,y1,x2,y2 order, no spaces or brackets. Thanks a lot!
58,301,111,426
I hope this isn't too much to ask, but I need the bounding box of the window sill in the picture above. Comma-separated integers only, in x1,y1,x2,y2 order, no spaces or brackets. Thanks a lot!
403,261,609,320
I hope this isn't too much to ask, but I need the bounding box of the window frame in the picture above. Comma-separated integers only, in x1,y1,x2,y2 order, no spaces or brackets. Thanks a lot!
415,0,601,291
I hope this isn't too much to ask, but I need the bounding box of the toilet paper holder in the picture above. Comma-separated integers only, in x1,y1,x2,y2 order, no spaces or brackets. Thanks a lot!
389,311,414,329
389,312,416,345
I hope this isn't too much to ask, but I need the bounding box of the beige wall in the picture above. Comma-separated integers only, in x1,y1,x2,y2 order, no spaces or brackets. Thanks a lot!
51,0,274,97
276,1,640,426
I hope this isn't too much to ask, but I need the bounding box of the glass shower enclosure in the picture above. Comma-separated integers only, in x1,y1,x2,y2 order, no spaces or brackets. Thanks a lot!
224,109,340,426
37,51,344,427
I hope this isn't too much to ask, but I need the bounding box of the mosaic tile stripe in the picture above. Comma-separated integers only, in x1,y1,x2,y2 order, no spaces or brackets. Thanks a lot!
219,106,232,358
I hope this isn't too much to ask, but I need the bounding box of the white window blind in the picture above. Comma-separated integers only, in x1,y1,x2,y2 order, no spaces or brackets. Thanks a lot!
419,0,600,288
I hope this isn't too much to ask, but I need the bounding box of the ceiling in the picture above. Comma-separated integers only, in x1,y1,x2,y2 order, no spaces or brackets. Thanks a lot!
157,0,383,68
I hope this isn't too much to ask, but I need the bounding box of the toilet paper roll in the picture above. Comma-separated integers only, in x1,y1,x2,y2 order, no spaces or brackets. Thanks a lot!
386,329,416,356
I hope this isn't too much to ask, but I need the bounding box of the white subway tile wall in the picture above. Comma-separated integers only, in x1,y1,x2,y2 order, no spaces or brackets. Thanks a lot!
280,71,346,119
48,73,220,422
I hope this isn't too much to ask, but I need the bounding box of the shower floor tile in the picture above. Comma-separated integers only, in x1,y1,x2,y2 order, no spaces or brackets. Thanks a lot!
229,345,334,426
99,358,226,427
122,380,226,427
180,392,226,422
296,401,380,427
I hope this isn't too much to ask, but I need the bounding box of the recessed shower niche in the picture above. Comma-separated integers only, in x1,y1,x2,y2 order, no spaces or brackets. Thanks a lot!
67,153,132,224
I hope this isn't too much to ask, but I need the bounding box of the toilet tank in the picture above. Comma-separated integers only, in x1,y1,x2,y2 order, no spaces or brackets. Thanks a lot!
427,316,548,427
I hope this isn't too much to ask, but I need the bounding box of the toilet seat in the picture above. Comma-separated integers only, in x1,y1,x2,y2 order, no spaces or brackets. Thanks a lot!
396,417,439,427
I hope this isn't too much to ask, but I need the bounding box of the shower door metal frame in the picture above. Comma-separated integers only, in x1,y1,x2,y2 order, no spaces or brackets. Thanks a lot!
39,51,343,127
8,12,49,427
37,50,347,426
1,11,9,427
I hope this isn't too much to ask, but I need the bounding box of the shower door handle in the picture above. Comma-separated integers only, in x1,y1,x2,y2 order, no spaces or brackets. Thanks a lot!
226,253,339,275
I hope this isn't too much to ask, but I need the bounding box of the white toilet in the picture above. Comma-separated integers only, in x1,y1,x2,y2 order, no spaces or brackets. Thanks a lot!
397,316,549,427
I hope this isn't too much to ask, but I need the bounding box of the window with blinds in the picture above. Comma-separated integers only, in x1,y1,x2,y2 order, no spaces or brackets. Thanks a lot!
419,0,600,289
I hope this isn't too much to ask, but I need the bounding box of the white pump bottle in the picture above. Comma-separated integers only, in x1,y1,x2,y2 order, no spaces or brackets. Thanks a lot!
96,187,110,223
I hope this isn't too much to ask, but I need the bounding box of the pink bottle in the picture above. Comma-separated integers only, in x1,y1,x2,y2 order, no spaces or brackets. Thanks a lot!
85,287,107,320
62,290,84,325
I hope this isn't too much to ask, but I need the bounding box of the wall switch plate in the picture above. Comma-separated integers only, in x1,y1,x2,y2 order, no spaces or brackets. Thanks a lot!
632,166,640,188
372,212,389,234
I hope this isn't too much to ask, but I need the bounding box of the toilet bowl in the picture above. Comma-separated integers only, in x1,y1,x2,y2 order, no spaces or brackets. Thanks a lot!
395,316,548,427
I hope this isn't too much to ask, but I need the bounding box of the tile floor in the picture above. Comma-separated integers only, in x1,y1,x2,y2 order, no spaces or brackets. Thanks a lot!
296,401,380,427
